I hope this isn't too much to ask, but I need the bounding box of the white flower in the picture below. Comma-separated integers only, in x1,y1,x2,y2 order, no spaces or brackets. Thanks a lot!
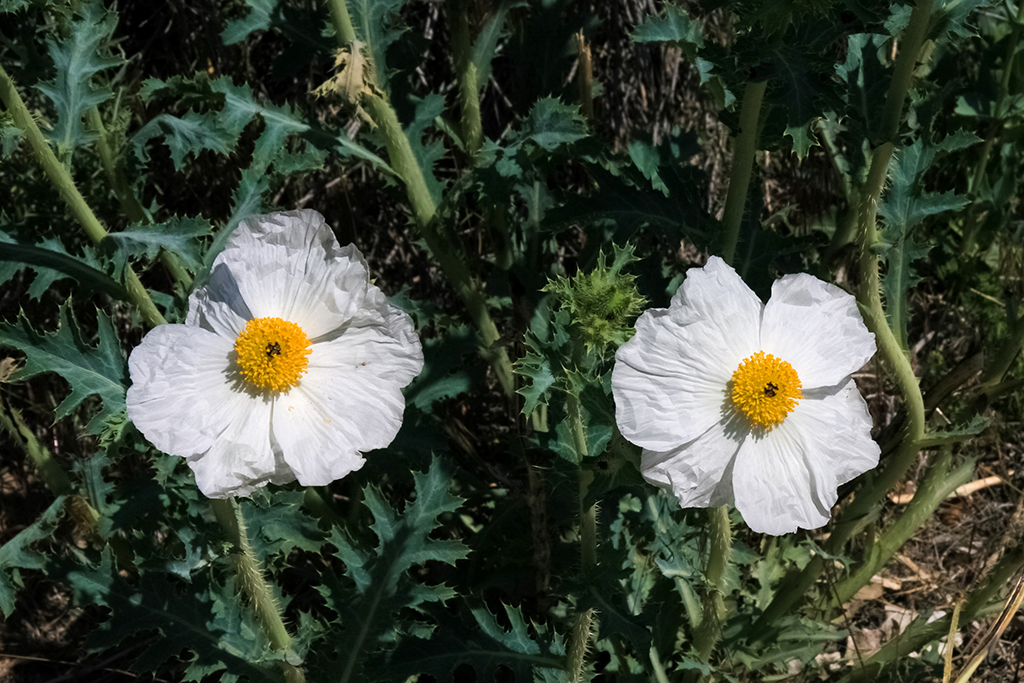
126,210,424,498
611,257,879,535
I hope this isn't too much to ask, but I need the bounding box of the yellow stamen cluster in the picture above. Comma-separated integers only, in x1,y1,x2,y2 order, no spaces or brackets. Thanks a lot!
729,351,802,431
234,316,312,392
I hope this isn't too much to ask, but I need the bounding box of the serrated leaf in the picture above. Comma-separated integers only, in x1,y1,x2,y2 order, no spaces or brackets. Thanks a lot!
132,111,236,171
0,0,30,12
63,551,281,681
836,33,890,141
627,139,668,195
784,121,817,158
405,93,448,204
240,489,327,560
0,303,128,432
0,496,65,618
878,133,978,345
521,97,588,151
380,602,564,682
316,456,468,681
36,0,120,158
920,415,990,447
222,0,280,44
1,118,22,158
632,3,703,57
101,216,213,280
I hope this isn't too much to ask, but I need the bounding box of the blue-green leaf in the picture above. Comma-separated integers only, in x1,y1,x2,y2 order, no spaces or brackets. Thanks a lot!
0,496,65,619
132,111,236,171
222,0,280,44
521,97,588,151
0,302,128,432
101,216,213,279
36,0,120,158
632,3,703,57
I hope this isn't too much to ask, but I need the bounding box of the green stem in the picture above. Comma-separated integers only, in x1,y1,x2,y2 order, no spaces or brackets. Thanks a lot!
685,505,731,683
361,94,515,395
324,0,513,395
719,79,766,267
87,107,193,290
452,2,483,156
754,3,935,631
1,401,73,495
831,449,973,606
326,0,356,44
211,499,305,683
878,0,934,143
0,63,166,328
567,391,597,568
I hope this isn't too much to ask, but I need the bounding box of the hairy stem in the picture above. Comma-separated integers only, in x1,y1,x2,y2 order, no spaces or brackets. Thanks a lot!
831,449,973,605
324,0,515,395
685,505,731,683
0,63,166,327
452,2,483,156
719,79,766,266
211,498,305,683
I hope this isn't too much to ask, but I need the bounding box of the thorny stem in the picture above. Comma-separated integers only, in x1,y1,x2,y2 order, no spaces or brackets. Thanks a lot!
719,79,766,266
755,0,934,632
325,1,515,396
0,63,166,328
211,499,306,683
452,2,483,156
86,107,193,290
684,505,731,683
831,449,973,606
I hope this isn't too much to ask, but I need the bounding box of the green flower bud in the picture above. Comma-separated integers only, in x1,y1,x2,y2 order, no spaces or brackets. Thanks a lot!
544,244,646,357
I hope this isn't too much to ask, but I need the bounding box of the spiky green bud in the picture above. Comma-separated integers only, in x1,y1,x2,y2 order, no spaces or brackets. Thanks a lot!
544,244,646,357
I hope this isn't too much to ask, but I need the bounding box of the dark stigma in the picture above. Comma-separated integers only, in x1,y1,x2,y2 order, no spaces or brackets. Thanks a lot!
763,382,778,398
266,342,282,358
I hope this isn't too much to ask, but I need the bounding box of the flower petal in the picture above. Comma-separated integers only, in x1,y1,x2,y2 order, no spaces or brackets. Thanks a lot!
731,381,879,535
127,325,290,498
211,210,375,339
641,417,743,509
760,273,876,389
613,257,762,450
270,313,422,484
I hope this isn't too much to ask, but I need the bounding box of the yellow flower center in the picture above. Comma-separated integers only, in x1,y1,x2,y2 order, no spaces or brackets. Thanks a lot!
729,351,802,431
234,317,312,392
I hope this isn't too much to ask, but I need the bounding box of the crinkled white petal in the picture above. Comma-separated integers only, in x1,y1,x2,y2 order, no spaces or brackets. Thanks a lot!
613,257,762,451
272,337,415,484
760,273,876,389
206,210,374,339
613,308,737,450
730,425,830,535
794,379,880,488
186,397,292,498
640,416,744,509
126,325,291,498
731,383,879,535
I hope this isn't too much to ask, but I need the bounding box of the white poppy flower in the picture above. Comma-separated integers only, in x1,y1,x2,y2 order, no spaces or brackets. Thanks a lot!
126,210,424,498
612,257,879,535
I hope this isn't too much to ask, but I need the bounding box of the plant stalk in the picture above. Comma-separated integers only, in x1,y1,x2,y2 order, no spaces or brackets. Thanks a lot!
685,505,731,683
211,498,305,683
719,79,766,266
452,2,483,156
0,63,166,327
324,0,515,396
